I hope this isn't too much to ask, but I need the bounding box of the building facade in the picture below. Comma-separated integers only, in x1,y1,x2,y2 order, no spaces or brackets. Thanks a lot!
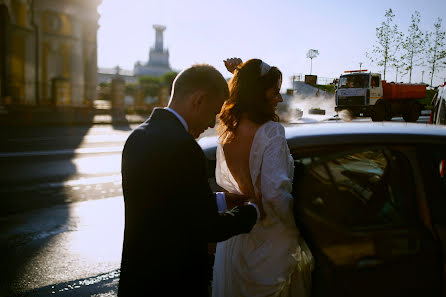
134,25,172,77
0,0,101,106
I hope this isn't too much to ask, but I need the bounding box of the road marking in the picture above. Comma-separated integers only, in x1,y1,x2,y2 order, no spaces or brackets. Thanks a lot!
0,146,123,157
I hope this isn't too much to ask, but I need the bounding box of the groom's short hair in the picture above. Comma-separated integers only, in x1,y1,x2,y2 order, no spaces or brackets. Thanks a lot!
170,64,229,102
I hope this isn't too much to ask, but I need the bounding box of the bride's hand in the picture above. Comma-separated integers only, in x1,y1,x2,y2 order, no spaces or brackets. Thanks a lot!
223,57,243,74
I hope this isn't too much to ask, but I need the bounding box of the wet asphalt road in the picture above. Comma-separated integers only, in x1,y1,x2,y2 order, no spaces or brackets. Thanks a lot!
0,121,221,297
0,112,430,296
0,124,136,296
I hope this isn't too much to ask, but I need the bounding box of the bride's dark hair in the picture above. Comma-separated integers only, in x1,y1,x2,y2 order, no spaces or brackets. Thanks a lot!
217,59,282,143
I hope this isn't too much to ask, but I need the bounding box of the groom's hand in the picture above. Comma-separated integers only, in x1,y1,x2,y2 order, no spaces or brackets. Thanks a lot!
225,192,250,209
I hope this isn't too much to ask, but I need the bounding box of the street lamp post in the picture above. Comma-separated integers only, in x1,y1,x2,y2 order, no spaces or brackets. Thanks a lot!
422,70,425,83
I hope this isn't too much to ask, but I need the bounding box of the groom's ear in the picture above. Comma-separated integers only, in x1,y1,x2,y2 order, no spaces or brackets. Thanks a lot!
189,90,207,111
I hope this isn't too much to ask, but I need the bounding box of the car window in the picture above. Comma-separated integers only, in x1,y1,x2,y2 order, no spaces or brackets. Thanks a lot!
294,147,417,229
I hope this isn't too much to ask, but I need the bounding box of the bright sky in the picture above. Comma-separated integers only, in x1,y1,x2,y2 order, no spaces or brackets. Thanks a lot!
97,0,446,90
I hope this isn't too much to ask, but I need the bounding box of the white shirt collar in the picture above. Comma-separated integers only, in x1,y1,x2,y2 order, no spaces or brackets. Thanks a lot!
164,107,189,132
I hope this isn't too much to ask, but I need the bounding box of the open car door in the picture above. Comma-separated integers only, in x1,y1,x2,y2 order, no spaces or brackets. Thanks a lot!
292,145,443,297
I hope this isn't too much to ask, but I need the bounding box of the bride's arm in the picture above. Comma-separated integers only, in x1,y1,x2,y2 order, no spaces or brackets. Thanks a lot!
223,57,243,74
259,125,295,226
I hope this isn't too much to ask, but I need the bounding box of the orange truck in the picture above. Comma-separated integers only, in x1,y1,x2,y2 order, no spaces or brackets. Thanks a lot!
335,70,427,122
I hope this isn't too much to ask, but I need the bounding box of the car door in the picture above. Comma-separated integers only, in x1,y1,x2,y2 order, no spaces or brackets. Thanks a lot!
370,75,382,102
292,145,443,297
417,143,446,295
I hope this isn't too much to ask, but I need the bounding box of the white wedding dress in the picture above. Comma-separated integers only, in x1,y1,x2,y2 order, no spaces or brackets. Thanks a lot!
212,121,314,297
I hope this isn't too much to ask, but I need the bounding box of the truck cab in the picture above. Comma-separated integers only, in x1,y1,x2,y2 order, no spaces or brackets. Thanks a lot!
335,70,382,117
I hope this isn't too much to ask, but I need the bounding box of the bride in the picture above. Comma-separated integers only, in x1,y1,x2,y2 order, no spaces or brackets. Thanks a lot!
212,58,314,297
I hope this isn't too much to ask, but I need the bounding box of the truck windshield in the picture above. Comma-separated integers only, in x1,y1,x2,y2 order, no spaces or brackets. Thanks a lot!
339,74,369,89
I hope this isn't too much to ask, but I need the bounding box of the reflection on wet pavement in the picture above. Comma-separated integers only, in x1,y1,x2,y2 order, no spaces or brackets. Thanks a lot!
2,197,124,295
1,176,123,216
19,269,120,296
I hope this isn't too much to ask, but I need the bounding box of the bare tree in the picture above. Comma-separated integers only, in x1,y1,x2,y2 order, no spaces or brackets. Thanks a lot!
391,59,405,82
426,17,446,87
306,49,319,75
401,11,425,83
367,9,402,80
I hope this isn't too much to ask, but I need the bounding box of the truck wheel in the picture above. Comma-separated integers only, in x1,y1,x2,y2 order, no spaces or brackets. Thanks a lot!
403,103,421,122
384,102,393,121
371,100,385,122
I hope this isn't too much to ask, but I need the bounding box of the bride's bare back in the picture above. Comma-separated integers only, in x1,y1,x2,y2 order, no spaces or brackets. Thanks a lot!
223,118,260,198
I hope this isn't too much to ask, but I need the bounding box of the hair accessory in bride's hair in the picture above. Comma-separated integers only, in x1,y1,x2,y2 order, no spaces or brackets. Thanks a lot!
260,61,271,77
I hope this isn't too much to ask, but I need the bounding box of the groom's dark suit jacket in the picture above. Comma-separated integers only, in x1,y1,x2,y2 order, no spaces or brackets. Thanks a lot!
118,108,257,296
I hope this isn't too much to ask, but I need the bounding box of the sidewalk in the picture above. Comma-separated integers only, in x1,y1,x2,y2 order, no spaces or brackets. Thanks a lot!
0,105,150,127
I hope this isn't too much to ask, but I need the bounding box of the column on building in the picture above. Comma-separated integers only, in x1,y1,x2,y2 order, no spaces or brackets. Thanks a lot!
83,20,98,106
84,0,101,106
0,2,12,103
40,5,73,105
8,0,36,104
70,14,84,106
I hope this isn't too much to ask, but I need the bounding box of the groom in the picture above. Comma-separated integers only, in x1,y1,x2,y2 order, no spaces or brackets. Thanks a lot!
118,64,259,296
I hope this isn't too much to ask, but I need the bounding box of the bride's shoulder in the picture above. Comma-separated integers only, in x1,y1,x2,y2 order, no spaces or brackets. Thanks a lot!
258,121,285,139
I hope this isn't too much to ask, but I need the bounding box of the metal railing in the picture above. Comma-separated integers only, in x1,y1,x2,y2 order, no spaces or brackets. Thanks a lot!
98,67,134,76
291,74,336,85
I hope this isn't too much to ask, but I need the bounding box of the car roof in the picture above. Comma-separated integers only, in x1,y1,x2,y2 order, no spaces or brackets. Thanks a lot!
284,122,446,147
199,122,446,159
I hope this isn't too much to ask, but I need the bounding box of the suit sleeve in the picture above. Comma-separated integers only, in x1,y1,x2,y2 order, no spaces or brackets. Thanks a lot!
172,140,257,243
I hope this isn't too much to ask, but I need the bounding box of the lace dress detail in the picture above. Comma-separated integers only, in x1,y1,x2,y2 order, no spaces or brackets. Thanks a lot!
212,121,314,297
